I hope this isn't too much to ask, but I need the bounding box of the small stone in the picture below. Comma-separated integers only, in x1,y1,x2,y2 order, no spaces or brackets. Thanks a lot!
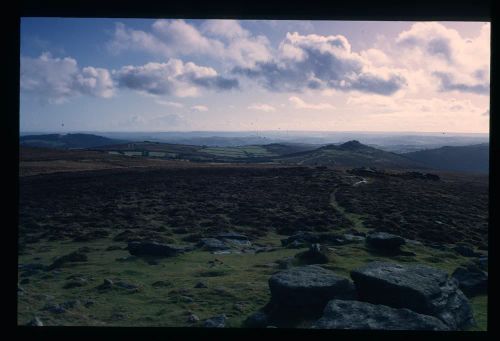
42,303,66,314
244,311,269,328
194,281,208,289
203,314,227,328
26,317,43,327
97,278,114,290
187,313,200,323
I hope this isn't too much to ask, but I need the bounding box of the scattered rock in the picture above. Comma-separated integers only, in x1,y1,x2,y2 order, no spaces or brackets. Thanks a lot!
203,314,227,328
474,256,488,271
106,245,124,251
187,313,200,323
212,250,232,255
216,232,251,247
233,302,245,312
42,303,66,314
181,296,194,303
453,244,481,258
452,264,488,297
268,265,356,317
366,232,406,253
47,251,88,270
285,240,306,249
343,234,365,242
312,300,449,330
128,241,190,257
63,278,88,289
60,299,81,310
197,238,230,251
275,257,295,269
111,312,126,320
152,280,173,288
26,317,43,327
194,281,208,289
115,281,139,290
244,311,269,328
281,231,320,247
254,246,279,253
295,243,331,264
19,263,47,277
351,261,475,330
96,278,114,290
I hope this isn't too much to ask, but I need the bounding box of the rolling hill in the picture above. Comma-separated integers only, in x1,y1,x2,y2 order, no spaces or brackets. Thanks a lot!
403,143,489,173
276,140,426,169
20,133,128,149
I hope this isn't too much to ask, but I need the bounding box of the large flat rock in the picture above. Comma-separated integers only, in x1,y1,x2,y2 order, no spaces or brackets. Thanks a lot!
127,241,190,257
312,300,449,330
268,265,355,316
350,261,474,330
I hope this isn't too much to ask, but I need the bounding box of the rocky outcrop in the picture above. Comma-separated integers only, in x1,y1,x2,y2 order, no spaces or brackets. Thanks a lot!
312,300,449,330
268,265,356,316
47,251,88,270
196,238,230,251
365,232,406,254
127,241,191,257
452,264,488,297
350,261,475,330
215,232,251,247
203,314,227,328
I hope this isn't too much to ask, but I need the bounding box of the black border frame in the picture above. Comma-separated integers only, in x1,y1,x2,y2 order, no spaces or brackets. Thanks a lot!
11,0,496,339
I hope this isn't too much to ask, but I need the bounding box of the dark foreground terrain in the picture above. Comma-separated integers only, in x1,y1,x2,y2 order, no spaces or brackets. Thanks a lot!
18,149,488,329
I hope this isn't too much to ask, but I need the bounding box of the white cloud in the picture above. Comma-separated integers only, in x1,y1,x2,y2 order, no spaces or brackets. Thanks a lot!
108,20,272,68
20,52,114,103
394,22,490,95
247,103,276,112
156,100,184,108
234,32,407,95
191,105,208,112
289,96,335,110
113,58,239,97
201,19,250,39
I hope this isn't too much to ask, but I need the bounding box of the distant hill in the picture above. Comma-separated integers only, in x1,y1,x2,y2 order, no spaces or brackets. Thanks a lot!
403,143,489,173
20,134,128,149
276,140,425,169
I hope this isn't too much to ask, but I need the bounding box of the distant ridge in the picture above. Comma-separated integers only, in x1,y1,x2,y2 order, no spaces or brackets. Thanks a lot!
20,133,127,149
403,143,489,173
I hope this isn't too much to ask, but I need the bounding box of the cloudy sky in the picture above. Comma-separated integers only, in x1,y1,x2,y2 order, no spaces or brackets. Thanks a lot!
20,19,490,133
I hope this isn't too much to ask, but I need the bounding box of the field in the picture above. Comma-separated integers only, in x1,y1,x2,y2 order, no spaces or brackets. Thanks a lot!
18,149,488,329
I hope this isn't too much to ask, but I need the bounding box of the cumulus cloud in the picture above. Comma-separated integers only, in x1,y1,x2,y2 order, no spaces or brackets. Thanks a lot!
247,103,276,112
113,58,239,97
234,32,406,95
20,52,114,103
191,105,208,111
395,22,490,95
108,20,272,68
433,71,490,95
289,96,335,110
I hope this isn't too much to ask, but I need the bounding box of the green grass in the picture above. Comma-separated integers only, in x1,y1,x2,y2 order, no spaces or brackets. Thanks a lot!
18,233,487,330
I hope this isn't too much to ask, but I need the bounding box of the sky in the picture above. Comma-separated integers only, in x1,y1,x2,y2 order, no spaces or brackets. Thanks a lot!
20,19,490,133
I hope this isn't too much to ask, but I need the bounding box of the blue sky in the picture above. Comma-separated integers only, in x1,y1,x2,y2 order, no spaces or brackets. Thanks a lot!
20,19,490,133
